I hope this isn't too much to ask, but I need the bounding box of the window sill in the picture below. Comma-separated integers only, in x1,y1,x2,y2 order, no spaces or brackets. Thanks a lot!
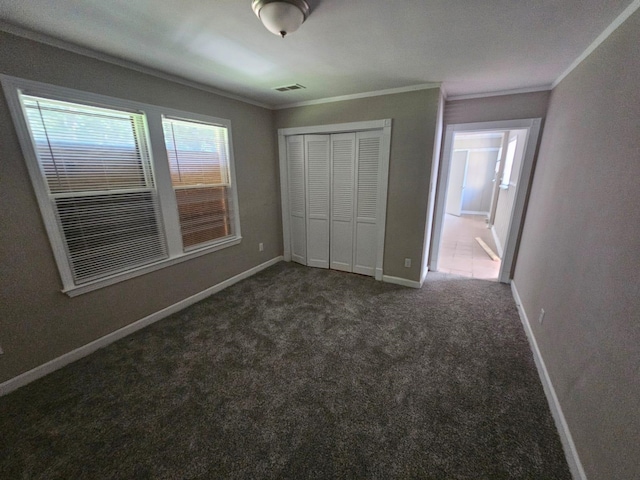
63,236,242,297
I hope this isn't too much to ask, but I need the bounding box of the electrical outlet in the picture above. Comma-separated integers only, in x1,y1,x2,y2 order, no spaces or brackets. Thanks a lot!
538,308,545,324
259,242,264,252
404,258,411,268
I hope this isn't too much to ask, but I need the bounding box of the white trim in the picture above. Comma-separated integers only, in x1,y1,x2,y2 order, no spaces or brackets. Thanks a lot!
421,90,445,284
376,121,392,281
0,257,283,397
275,83,441,110
552,0,640,89
420,270,429,287
382,275,421,289
491,225,504,258
146,114,185,257
279,119,390,136
0,21,272,110
446,85,552,102
430,119,541,283
511,282,587,480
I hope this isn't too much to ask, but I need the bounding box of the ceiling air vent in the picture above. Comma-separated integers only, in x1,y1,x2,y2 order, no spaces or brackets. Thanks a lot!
273,84,306,92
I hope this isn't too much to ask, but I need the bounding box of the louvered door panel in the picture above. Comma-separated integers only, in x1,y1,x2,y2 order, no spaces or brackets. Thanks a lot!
354,131,382,277
305,135,330,268
287,135,306,264
330,133,355,272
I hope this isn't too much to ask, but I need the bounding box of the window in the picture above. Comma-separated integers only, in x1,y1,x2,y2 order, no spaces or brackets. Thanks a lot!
162,118,234,249
500,137,518,189
21,95,168,284
2,76,241,296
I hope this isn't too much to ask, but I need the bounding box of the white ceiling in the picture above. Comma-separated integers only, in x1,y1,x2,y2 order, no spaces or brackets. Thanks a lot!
0,0,634,107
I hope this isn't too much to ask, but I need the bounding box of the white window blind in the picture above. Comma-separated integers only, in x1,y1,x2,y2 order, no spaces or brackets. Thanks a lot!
20,94,168,284
162,117,235,249
4,75,241,295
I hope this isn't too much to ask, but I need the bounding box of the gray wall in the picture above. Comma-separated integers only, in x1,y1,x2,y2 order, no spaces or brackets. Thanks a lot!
0,32,282,383
275,89,441,281
444,90,551,125
513,9,640,480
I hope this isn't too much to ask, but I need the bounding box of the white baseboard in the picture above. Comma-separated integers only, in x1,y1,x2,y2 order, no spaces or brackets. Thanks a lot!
375,267,383,281
511,282,587,480
382,275,421,289
0,256,284,397
491,225,504,258
461,210,489,216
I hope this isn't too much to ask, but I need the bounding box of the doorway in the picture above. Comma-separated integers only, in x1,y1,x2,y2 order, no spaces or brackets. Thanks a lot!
440,130,504,279
430,119,542,283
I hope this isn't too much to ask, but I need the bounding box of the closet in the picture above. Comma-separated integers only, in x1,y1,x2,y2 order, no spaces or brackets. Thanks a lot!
284,129,385,277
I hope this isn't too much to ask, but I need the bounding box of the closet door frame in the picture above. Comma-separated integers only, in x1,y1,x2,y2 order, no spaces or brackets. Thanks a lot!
278,119,392,281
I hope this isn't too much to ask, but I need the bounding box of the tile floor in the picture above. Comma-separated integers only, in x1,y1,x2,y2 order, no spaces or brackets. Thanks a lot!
437,214,501,280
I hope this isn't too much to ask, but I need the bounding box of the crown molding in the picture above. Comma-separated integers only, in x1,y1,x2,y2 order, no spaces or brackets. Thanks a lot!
446,85,552,102
274,83,442,110
0,21,273,110
552,0,640,89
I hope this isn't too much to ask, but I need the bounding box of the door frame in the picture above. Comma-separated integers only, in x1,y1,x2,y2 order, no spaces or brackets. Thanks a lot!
430,118,541,283
278,119,392,281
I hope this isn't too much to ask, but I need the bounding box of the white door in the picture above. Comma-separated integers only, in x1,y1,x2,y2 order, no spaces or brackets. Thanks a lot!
461,149,500,214
305,135,331,268
353,130,382,277
287,135,306,265
445,150,467,217
330,133,356,272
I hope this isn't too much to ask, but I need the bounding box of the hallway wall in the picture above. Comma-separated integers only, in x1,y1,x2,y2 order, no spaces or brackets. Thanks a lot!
513,9,640,479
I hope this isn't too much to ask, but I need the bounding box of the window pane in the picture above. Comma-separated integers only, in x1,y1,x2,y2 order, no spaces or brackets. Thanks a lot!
162,118,229,187
175,186,232,248
22,96,150,193
162,117,234,249
56,192,167,283
20,93,167,285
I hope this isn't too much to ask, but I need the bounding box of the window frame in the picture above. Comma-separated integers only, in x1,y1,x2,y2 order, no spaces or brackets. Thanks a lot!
2,75,242,297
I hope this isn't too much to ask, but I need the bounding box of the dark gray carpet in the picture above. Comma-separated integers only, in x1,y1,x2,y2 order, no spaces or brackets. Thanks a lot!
0,262,571,479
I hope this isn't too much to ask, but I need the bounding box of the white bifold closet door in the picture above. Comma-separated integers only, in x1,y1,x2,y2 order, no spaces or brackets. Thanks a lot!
305,135,331,268
330,133,356,272
353,130,382,276
287,135,307,265
287,130,383,278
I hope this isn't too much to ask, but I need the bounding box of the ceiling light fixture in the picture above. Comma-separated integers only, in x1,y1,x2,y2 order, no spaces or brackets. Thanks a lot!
251,0,310,38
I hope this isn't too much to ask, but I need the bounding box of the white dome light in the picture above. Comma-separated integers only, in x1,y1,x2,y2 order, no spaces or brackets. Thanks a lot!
252,0,310,38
